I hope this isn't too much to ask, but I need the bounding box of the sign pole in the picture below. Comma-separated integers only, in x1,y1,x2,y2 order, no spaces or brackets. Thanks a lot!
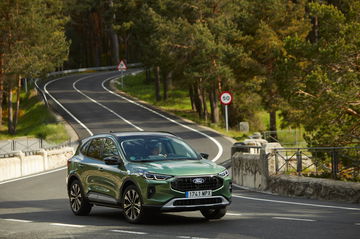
117,60,128,89
225,105,229,132
220,91,233,132
121,69,124,88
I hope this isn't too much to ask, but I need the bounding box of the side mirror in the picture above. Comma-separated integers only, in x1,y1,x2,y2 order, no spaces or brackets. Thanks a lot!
104,156,122,165
200,153,209,159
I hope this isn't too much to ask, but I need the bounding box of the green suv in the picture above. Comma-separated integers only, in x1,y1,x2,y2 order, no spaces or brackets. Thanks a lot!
67,132,232,223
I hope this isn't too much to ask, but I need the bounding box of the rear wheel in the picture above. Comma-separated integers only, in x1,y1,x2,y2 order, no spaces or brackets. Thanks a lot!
200,207,227,220
68,180,92,216
121,185,146,223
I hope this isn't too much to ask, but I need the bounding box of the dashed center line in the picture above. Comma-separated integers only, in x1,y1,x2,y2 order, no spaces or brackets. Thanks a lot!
111,229,148,235
50,223,86,228
273,217,316,222
4,219,32,223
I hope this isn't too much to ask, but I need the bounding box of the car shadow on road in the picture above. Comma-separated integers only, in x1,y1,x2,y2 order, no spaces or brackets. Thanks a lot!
0,198,225,227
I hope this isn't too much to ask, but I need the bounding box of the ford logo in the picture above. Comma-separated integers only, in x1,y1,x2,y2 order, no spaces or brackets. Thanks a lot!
193,178,205,184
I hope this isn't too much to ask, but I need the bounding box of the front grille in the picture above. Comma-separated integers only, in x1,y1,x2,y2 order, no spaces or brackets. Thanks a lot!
171,176,223,192
173,198,222,206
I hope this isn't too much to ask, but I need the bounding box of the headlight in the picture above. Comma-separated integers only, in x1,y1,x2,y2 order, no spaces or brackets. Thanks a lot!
218,169,229,177
143,172,173,181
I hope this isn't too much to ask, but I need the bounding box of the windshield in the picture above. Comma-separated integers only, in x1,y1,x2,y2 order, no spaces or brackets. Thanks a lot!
117,135,199,162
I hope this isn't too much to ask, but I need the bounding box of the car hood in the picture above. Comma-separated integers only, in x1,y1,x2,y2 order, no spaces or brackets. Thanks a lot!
127,159,225,176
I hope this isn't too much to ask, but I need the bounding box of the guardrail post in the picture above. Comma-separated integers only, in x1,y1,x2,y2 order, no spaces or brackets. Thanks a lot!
296,150,302,176
12,140,15,151
332,149,339,179
275,150,279,174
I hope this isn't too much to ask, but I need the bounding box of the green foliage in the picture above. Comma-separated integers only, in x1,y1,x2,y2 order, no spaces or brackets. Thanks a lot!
0,0,69,77
0,90,69,143
277,1,360,146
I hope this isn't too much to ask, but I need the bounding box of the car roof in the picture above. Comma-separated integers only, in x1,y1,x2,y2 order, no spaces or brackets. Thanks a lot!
81,131,176,141
110,131,176,137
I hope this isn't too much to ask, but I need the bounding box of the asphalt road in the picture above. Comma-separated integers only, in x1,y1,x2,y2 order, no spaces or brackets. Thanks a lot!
0,70,359,238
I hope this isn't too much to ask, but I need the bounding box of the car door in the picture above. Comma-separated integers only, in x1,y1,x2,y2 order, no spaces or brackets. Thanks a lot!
98,137,127,202
83,137,107,200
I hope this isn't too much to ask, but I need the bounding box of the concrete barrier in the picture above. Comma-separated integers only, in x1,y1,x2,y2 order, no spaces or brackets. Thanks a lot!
231,147,360,203
0,147,74,182
231,151,268,190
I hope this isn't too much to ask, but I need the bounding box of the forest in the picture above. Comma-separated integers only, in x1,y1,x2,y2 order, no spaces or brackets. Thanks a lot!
0,0,359,147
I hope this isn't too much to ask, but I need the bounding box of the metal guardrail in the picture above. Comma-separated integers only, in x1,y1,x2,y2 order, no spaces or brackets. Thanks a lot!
0,139,79,158
272,146,360,181
231,142,360,181
46,63,143,77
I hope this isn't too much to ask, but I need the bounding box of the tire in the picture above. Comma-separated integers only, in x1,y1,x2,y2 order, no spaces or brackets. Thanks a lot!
121,185,146,223
200,207,227,220
68,180,92,216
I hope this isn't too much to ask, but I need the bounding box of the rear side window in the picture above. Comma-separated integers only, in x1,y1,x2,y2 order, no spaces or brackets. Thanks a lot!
87,138,103,159
80,140,91,155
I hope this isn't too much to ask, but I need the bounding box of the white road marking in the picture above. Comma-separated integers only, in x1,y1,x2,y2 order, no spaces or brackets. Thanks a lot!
73,76,143,131
233,194,360,211
273,217,316,222
226,213,242,216
44,76,93,136
355,223,360,226
51,223,85,228
111,229,148,235
4,219,32,223
177,237,209,239
102,74,224,162
0,167,67,185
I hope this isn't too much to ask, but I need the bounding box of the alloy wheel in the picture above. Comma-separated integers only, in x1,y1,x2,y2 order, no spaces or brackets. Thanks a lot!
123,189,142,221
70,183,82,212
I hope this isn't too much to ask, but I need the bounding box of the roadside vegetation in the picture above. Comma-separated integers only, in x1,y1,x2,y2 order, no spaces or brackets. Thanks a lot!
118,71,306,145
0,89,69,143
1,0,359,149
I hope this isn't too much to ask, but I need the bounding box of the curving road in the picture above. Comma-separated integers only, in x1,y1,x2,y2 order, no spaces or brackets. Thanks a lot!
0,70,359,239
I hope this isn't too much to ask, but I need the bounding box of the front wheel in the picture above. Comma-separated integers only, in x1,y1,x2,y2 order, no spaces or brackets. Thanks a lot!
200,207,227,220
68,180,92,216
121,185,146,223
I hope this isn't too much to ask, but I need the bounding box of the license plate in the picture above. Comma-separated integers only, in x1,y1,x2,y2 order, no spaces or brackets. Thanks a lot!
185,190,212,198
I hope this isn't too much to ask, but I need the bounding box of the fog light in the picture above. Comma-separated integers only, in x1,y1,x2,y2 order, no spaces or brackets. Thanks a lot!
148,185,156,198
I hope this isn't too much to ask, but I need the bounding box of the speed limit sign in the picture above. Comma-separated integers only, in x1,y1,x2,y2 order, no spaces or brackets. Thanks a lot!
220,91,233,105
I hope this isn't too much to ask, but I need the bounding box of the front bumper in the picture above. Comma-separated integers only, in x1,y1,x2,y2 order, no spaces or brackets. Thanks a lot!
137,175,232,211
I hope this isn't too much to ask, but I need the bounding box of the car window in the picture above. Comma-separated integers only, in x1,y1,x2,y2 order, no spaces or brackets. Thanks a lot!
87,138,103,159
118,136,198,162
80,140,91,155
103,138,119,158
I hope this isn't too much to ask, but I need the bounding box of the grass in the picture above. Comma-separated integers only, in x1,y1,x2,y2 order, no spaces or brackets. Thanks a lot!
0,89,69,144
116,72,262,141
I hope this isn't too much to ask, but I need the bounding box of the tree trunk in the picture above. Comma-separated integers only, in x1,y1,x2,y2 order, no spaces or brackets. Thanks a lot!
0,55,3,127
163,71,172,101
7,77,14,134
189,85,195,111
13,76,21,133
110,29,119,65
209,86,219,123
109,0,119,65
155,66,161,101
202,87,208,121
269,111,278,142
193,81,205,119
146,68,151,83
